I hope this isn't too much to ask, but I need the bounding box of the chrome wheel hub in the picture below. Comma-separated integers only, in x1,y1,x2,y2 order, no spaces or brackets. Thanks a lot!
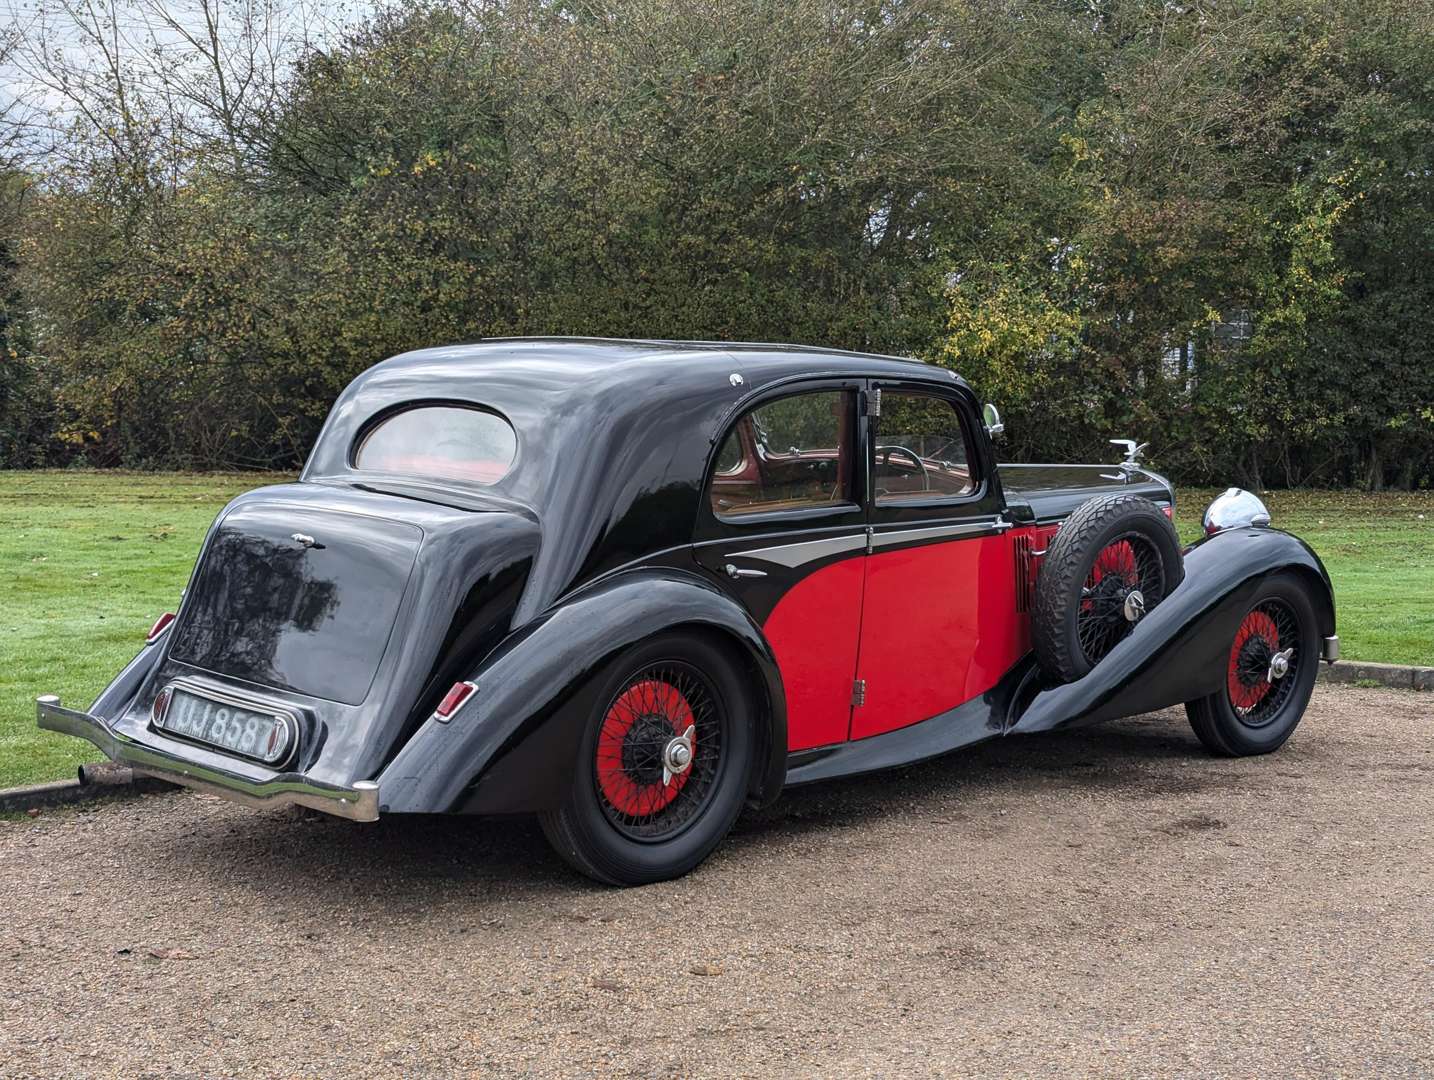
661,724,695,786
1123,589,1146,623
1266,647,1294,683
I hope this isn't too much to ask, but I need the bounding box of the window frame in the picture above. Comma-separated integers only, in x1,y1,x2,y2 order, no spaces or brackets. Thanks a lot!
697,379,866,538
865,381,995,524
869,386,981,510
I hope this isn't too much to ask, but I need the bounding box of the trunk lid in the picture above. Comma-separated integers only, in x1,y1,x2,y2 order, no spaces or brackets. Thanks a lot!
168,503,422,706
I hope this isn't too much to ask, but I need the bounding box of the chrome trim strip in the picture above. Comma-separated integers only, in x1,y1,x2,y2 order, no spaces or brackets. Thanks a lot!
36,695,379,822
728,533,867,568
870,519,1012,549
730,517,1012,567
1321,635,1340,664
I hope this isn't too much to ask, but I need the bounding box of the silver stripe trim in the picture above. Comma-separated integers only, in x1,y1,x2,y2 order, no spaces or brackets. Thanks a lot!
870,519,1010,549
727,533,867,568
730,519,1012,567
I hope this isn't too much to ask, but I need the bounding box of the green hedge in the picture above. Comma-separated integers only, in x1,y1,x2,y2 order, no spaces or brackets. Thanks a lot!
2,0,1432,487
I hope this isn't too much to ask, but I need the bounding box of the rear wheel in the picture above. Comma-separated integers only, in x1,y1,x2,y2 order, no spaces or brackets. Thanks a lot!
539,632,752,885
1185,572,1319,756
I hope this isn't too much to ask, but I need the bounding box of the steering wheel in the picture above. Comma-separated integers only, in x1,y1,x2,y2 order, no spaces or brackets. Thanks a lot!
876,444,930,491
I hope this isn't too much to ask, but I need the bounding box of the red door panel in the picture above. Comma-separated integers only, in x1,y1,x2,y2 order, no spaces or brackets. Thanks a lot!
851,534,1024,741
763,557,866,751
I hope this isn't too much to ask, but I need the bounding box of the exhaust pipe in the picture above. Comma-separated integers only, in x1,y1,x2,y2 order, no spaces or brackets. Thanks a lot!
77,762,136,787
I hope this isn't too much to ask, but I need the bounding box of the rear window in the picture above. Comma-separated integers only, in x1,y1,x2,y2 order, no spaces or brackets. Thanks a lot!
355,405,517,485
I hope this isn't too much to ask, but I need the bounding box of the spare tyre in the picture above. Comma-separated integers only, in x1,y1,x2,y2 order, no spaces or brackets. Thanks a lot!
1032,493,1184,682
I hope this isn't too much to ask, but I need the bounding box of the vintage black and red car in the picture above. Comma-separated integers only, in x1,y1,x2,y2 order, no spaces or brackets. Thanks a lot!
38,338,1339,884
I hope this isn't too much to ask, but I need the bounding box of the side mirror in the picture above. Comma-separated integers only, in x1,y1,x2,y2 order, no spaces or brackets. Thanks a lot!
983,403,1005,437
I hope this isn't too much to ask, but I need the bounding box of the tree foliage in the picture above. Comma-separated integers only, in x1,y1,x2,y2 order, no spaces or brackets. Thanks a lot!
3,0,1433,487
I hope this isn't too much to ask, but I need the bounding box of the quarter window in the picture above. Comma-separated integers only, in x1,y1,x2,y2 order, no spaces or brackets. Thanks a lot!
355,405,517,485
873,392,975,503
709,390,854,516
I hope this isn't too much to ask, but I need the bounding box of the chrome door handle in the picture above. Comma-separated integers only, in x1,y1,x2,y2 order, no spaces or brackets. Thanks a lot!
724,563,767,580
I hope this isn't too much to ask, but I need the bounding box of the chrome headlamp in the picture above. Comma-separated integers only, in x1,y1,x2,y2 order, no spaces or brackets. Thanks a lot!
1203,487,1271,535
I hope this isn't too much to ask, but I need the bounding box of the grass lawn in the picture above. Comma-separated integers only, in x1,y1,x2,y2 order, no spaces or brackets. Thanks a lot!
1,471,291,788
1172,488,1434,669
2,471,1431,789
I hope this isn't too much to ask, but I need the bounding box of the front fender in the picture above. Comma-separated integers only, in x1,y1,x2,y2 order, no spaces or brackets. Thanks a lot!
1011,527,1335,733
376,567,787,814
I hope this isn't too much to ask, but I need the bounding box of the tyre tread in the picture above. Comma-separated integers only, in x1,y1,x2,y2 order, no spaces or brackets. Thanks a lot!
1031,493,1183,682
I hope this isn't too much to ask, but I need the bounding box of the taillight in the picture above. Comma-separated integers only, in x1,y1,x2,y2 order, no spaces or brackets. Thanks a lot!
434,681,478,721
146,611,176,643
1162,505,1174,520
151,685,172,724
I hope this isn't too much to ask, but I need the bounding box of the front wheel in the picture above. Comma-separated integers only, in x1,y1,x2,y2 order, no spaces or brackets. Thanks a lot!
1185,572,1320,756
539,632,753,886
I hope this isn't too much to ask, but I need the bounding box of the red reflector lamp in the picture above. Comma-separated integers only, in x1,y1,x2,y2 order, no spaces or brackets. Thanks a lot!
1162,506,1174,520
150,685,172,724
146,611,176,643
434,681,478,720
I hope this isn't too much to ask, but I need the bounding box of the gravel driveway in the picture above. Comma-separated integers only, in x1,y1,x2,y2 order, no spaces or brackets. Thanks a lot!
2,683,1430,1078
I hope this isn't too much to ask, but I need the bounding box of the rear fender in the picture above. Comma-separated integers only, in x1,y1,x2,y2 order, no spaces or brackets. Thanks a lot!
1011,527,1335,733
376,568,786,814
90,640,166,723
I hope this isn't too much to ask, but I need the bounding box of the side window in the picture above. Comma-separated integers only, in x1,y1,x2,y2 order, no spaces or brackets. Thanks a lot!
873,392,975,503
709,390,854,517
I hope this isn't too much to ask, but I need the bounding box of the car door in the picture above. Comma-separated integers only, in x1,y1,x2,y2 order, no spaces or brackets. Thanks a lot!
850,379,1024,741
693,380,868,752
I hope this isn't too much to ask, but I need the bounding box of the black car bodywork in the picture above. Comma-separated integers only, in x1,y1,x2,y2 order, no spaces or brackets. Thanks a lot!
38,338,1337,826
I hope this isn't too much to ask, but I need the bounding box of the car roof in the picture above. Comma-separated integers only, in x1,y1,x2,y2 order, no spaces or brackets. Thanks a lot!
303,336,979,616
369,335,965,389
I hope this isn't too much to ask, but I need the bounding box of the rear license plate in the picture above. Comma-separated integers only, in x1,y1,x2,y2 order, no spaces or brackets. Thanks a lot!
156,687,296,766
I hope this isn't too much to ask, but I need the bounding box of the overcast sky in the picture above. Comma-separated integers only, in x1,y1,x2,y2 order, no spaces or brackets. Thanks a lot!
1,0,369,141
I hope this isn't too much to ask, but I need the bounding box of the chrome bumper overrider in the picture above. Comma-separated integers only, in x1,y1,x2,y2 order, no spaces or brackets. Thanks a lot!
36,695,379,822
1322,635,1340,663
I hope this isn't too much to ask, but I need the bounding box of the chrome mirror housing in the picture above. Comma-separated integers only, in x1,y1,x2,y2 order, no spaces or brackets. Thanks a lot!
1203,487,1272,535
983,403,1004,437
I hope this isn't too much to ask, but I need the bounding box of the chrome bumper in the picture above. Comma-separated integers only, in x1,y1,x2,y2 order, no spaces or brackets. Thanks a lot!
36,695,379,822
1322,635,1340,663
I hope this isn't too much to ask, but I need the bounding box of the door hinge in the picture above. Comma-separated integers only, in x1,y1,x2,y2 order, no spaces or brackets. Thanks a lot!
865,388,881,418
851,678,867,707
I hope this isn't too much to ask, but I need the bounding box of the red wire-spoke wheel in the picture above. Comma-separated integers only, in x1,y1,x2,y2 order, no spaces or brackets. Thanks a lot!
1184,572,1320,758
1225,599,1300,727
591,661,726,842
1075,532,1169,667
1032,494,1184,683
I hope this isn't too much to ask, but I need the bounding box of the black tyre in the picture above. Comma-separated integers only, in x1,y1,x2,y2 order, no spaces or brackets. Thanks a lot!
1032,493,1184,682
1185,572,1319,756
538,631,753,886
